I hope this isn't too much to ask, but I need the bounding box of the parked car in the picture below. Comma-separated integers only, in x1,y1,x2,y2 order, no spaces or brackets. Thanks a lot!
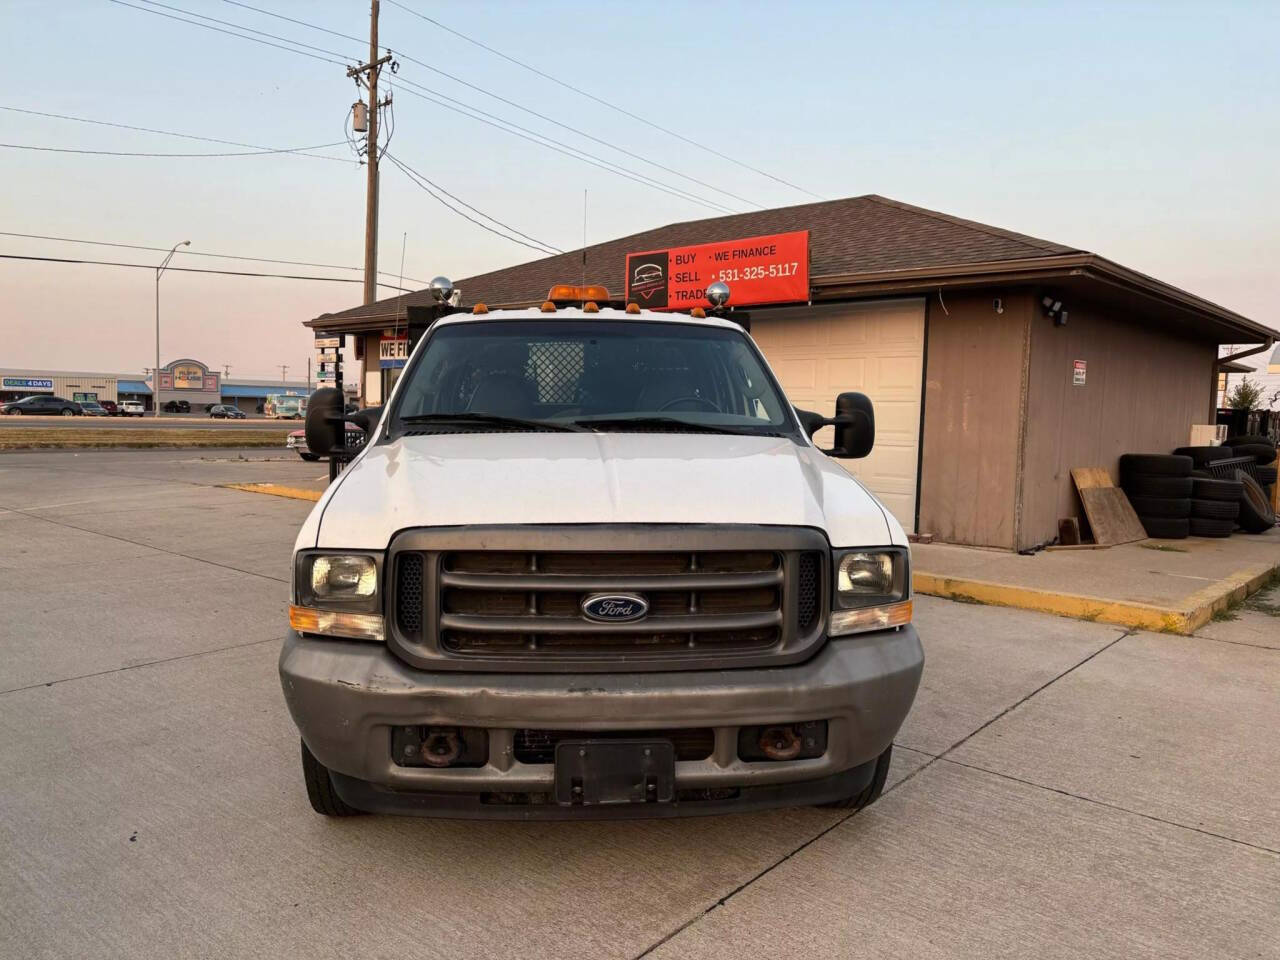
287,427,365,461
0,395,81,416
119,400,146,417
99,400,120,416
209,404,247,419
162,400,191,414
78,401,109,417
281,289,922,820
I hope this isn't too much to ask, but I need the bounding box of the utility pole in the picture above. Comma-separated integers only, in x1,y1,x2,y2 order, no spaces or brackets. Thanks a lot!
279,364,289,383
348,0,392,308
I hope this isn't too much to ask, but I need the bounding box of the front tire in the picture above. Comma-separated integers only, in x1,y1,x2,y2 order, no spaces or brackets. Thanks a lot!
818,744,893,811
61,408,74,416
300,740,365,817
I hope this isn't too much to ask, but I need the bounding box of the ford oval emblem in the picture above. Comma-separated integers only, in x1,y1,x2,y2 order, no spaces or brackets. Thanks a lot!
581,593,649,623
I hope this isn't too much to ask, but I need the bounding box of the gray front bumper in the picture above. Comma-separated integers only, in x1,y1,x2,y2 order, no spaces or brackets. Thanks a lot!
280,625,923,803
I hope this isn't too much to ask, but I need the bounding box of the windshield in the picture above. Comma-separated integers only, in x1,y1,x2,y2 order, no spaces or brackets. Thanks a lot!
390,320,798,436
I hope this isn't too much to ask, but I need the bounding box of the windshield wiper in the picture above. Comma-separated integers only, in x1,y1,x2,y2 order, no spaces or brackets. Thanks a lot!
571,416,754,436
399,412,585,432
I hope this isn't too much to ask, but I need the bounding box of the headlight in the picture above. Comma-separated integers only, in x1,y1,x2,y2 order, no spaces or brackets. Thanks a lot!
293,551,383,640
829,548,911,636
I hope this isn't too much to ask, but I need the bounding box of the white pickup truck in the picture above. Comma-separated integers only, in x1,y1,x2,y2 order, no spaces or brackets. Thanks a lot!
280,289,923,819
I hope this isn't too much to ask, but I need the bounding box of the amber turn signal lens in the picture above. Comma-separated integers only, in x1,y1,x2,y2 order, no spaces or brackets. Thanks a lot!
540,300,557,313
583,301,599,313
471,302,489,314
690,307,706,318
828,600,912,637
289,604,385,643
625,302,641,314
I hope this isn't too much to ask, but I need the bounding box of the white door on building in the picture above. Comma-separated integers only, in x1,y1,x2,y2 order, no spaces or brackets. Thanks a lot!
750,298,926,532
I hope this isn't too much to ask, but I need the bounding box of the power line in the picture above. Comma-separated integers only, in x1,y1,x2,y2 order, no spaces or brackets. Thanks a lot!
129,0,357,61
105,0,351,65
385,154,560,257
0,231,430,285
109,0,741,215
384,152,562,253
0,105,352,162
385,0,823,200
0,253,413,290
214,0,761,210
0,140,346,158
390,80,735,214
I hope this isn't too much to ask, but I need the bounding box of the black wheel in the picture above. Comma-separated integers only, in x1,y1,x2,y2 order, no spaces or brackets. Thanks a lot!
61,408,74,417
1123,474,1193,497
1231,443,1277,466
300,740,365,817
1119,454,1192,477
1139,516,1190,539
1192,476,1243,502
1236,471,1276,534
1127,496,1190,518
1188,517,1235,538
299,452,320,462
1173,446,1234,467
1190,498,1240,521
818,744,893,811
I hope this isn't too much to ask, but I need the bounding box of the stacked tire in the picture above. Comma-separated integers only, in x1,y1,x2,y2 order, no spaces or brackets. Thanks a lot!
1120,454,1192,539
1186,474,1240,538
1223,435,1277,495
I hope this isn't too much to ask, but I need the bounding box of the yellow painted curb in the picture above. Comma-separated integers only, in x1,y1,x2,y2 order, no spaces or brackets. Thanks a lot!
222,482,322,502
913,562,1280,635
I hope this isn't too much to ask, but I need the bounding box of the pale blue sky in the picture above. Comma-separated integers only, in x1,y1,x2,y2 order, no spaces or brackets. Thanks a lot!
2,0,1277,378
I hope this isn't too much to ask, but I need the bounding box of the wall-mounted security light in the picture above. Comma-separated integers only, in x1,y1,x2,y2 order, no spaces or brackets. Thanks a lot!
1041,294,1067,327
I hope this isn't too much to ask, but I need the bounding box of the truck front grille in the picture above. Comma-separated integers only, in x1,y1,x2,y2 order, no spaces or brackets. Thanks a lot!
388,527,828,672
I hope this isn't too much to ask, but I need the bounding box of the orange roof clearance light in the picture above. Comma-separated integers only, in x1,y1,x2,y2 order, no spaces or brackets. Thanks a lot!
625,302,641,315
472,303,489,314
548,284,611,302
583,301,600,313
540,300,557,313
690,307,707,319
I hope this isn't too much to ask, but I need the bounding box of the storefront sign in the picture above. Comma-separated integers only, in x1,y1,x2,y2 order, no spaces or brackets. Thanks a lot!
314,336,341,349
624,231,809,310
316,369,335,381
172,363,205,390
380,335,408,369
2,377,53,390
1073,359,1087,386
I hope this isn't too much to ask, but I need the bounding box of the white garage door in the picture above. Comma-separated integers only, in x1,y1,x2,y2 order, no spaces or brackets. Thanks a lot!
751,298,926,532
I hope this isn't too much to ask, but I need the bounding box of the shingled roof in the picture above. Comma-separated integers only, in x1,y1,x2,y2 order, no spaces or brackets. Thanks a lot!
314,194,1080,323
311,194,1274,343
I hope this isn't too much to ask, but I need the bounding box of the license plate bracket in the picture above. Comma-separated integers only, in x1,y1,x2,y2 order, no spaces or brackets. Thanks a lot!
553,739,675,806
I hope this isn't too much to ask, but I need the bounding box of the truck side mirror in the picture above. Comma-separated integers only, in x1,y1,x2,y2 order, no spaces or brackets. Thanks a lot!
829,391,874,458
304,387,344,457
795,393,875,459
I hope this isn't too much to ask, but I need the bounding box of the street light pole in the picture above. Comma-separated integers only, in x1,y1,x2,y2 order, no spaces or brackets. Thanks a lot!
154,240,190,417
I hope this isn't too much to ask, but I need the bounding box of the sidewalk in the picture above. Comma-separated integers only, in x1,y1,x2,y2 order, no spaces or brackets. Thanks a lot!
912,529,1280,634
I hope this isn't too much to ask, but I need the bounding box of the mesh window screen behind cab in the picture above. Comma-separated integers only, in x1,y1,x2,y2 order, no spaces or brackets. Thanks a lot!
527,341,584,403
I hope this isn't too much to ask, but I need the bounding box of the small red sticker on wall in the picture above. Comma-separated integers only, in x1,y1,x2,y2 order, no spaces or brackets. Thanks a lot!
1072,360,1087,386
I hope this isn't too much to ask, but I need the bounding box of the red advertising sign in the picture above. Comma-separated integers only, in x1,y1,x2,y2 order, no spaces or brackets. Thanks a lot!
624,231,809,310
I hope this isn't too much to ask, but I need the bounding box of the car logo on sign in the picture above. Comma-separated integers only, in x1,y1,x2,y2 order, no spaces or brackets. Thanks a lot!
581,593,649,623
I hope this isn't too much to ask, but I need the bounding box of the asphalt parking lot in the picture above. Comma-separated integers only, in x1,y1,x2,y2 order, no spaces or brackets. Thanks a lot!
1,449,1277,959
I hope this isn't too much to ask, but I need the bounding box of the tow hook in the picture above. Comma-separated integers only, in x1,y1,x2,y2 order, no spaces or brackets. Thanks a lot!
420,728,462,767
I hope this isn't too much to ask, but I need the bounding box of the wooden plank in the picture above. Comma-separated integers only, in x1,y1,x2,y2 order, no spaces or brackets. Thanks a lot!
1070,467,1114,491
1078,487,1147,545
1044,542,1110,551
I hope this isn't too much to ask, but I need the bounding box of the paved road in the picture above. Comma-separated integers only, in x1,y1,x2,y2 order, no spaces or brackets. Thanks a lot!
0,449,1276,959
0,415,296,430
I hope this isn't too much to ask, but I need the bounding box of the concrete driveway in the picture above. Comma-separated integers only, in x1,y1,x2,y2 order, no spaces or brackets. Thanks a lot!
1,450,1276,959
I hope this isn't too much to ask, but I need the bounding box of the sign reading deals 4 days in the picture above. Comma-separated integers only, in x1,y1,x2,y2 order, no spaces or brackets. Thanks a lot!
624,231,809,310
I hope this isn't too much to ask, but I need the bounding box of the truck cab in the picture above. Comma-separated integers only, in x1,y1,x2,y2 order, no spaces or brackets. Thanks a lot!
280,290,923,819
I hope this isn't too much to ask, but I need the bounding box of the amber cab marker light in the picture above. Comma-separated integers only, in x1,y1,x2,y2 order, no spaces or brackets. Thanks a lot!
472,302,489,315
583,301,600,313
625,302,641,314
540,300,557,313
690,307,707,319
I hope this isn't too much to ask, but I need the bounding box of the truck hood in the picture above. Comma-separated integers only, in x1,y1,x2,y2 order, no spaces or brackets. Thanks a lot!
301,432,902,550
